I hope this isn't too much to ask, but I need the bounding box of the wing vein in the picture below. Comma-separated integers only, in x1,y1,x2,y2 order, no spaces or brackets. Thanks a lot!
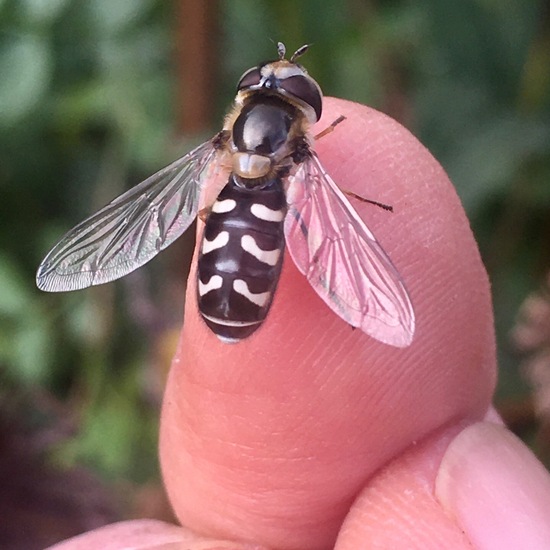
284,151,415,347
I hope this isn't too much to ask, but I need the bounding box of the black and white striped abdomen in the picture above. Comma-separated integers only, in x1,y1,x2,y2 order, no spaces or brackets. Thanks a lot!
197,176,287,342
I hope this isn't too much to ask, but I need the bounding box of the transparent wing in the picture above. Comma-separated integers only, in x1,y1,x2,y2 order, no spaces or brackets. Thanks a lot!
37,139,220,292
284,152,415,347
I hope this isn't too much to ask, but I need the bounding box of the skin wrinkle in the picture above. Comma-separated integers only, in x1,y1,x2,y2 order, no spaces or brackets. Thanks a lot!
299,328,417,459
181,373,330,468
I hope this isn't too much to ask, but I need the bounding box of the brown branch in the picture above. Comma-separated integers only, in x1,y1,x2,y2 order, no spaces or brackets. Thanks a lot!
175,0,220,134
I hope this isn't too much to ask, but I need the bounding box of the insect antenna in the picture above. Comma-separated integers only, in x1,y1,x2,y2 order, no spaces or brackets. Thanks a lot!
290,44,309,62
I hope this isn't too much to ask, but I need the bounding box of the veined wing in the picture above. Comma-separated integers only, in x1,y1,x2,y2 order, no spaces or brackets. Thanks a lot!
284,152,415,347
37,139,220,292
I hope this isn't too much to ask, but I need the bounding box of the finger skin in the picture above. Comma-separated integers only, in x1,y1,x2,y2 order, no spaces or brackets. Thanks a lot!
334,425,473,550
435,422,550,550
45,519,258,550
335,420,550,550
160,97,496,549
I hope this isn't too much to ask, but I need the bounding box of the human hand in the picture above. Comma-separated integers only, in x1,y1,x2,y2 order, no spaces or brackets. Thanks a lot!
48,98,550,550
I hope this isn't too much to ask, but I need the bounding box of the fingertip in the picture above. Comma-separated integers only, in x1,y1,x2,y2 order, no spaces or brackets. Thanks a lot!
162,98,497,547
435,423,550,550
46,520,200,550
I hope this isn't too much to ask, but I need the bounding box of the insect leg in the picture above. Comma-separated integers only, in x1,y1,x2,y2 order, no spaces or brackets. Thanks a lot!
344,191,393,212
314,115,346,140
312,117,394,212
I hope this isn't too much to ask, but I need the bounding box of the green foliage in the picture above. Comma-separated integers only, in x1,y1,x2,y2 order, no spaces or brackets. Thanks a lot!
410,0,550,394
0,0,172,481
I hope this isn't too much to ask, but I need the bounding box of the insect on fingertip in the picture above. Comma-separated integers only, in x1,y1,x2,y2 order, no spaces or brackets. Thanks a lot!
36,42,415,348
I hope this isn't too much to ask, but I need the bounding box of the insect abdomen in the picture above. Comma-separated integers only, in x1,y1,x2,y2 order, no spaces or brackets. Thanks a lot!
197,176,287,342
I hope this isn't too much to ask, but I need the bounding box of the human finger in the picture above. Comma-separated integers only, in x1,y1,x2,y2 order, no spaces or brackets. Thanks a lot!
160,97,496,549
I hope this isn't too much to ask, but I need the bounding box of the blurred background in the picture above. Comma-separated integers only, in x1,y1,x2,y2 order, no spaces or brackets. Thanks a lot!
1,0,549,547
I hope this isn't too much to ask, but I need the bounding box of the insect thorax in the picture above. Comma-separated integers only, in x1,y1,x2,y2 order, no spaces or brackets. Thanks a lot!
225,94,309,184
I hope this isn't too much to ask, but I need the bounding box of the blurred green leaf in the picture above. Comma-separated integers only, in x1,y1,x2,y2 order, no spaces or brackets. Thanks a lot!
87,0,154,36
17,0,70,24
0,256,31,316
448,115,550,211
13,320,53,382
0,257,55,384
0,33,51,125
55,370,158,480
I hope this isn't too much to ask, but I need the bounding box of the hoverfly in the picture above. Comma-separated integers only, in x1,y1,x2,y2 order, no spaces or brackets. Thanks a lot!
37,43,415,347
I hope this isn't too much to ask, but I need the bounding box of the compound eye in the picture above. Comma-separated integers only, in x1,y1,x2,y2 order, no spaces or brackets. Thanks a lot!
280,75,322,121
237,67,262,91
